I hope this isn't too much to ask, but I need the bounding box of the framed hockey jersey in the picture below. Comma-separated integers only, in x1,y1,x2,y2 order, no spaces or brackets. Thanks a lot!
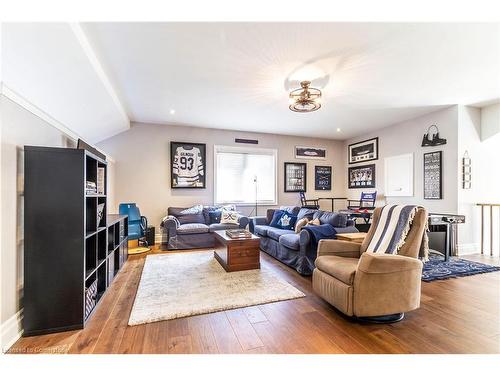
170,142,206,188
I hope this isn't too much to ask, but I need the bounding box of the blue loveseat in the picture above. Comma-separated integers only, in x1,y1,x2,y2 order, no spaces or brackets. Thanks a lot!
249,206,358,275
160,205,249,250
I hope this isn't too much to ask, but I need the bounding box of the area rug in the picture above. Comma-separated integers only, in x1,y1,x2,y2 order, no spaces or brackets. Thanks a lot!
422,255,500,282
128,251,305,326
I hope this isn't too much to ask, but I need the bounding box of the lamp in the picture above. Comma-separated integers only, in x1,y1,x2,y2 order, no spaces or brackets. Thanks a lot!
289,81,322,113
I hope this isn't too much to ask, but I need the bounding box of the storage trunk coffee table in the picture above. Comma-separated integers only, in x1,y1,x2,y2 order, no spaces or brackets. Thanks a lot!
213,230,261,272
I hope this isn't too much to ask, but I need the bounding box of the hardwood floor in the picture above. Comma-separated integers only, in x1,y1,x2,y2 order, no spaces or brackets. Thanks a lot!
8,248,500,354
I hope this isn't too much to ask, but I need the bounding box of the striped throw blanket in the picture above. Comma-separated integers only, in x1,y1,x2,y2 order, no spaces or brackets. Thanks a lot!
366,205,428,260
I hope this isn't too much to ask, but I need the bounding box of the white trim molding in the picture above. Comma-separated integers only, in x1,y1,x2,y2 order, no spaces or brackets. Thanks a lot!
1,309,23,353
457,242,481,256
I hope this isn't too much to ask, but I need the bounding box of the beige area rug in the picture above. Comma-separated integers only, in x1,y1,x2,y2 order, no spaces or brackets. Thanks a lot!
128,251,305,326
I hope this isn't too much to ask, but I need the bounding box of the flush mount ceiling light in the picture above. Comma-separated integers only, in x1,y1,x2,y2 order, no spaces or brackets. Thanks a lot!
289,81,322,113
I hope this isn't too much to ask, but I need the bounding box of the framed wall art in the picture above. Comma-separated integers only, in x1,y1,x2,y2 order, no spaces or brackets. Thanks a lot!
348,164,375,189
348,137,379,164
424,151,442,199
295,146,326,160
170,142,206,188
284,162,307,192
315,166,332,190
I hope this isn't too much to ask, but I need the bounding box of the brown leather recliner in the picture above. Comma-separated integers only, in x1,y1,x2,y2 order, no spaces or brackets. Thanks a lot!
312,207,428,322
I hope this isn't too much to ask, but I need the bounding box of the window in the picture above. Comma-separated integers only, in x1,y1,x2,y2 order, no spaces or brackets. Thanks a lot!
214,146,277,205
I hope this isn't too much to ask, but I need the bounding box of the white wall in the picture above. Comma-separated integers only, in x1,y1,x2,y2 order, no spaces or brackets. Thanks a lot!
0,94,116,350
343,106,459,213
480,102,500,141
97,122,346,230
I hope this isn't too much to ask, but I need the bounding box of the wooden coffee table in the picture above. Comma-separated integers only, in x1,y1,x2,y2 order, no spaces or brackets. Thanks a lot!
213,230,261,272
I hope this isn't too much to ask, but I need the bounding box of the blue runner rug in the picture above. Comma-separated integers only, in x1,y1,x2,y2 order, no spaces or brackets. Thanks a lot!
422,255,500,282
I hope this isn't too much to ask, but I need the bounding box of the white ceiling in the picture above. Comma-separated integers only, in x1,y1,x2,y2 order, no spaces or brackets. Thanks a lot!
82,22,500,140
2,23,129,143
2,23,500,142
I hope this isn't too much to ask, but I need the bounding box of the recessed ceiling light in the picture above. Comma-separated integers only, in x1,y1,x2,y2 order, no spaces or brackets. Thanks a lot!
336,128,341,132
169,109,176,115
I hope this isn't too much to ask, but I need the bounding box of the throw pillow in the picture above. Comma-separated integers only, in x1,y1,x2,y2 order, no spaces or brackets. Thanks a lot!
277,213,297,230
294,217,309,233
208,209,222,224
269,210,285,228
306,218,321,226
220,209,239,225
180,204,203,215
222,204,236,211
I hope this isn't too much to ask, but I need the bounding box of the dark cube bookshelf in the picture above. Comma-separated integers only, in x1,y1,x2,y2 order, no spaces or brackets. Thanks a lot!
23,146,128,336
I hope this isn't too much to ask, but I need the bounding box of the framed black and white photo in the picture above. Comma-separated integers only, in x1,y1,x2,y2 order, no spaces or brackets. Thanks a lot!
295,146,326,160
348,164,375,189
170,142,206,188
424,151,442,199
348,137,379,164
315,166,332,190
284,162,307,192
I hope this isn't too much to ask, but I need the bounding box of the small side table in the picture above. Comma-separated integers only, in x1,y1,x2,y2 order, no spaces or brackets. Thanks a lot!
146,225,155,247
336,232,367,244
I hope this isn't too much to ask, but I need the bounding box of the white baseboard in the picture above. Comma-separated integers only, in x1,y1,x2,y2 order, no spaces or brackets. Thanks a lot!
1,309,23,352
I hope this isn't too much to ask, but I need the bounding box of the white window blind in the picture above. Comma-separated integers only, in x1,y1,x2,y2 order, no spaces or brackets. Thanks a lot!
214,146,277,205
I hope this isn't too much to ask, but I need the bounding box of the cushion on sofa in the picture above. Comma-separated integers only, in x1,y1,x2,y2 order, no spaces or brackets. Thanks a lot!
297,208,317,221
176,223,210,234
315,255,359,285
209,223,239,232
180,204,203,215
168,207,206,225
279,233,300,250
266,227,294,241
279,206,301,215
319,211,348,228
221,209,239,224
254,225,270,237
269,210,285,227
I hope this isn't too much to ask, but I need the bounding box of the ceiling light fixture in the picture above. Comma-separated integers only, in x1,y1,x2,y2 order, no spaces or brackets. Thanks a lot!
289,81,322,113
169,109,176,115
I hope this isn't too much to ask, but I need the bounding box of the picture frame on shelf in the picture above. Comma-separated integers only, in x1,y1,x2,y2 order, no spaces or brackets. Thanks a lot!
315,166,332,190
424,151,443,199
170,142,206,189
348,137,379,164
295,145,326,160
348,164,375,189
284,162,307,192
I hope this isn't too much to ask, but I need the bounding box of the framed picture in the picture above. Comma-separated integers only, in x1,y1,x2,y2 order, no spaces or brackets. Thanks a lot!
315,166,332,190
348,164,376,189
295,146,326,160
170,142,206,188
348,137,379,164
284,162,307,192
424,151,442,199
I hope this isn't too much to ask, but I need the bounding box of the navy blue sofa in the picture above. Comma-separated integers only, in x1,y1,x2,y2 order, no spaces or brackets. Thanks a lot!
249,206,358,275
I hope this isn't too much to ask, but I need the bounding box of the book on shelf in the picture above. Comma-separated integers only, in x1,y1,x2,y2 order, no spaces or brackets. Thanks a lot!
97,167,105,194
225,229,252,239
85,181,97,194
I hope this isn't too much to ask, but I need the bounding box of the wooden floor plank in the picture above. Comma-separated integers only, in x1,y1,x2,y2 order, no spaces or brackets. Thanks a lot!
8,250,500,354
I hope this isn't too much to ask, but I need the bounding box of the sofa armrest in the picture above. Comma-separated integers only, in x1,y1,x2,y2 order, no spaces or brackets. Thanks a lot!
356,252,423,274
317,239,361,258
248,216,268,233
353,252,423,316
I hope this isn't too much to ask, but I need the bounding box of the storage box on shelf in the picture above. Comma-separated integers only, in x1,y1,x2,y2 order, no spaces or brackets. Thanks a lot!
23,146,128,336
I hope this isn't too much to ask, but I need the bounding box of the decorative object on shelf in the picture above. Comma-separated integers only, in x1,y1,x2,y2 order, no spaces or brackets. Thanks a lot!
315,166,332,190
288,81,322,113
85,181,97,194
348,164,375,189
295,145,326,159
97,203,105,227
284,162,307,192
462,151,471,189
348,137,379,164
421,124,447,147
424,151,443,199
170,142,206,188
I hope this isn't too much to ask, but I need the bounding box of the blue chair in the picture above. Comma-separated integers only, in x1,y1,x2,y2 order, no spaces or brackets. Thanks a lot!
119,203,148,246
347,191,377,211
